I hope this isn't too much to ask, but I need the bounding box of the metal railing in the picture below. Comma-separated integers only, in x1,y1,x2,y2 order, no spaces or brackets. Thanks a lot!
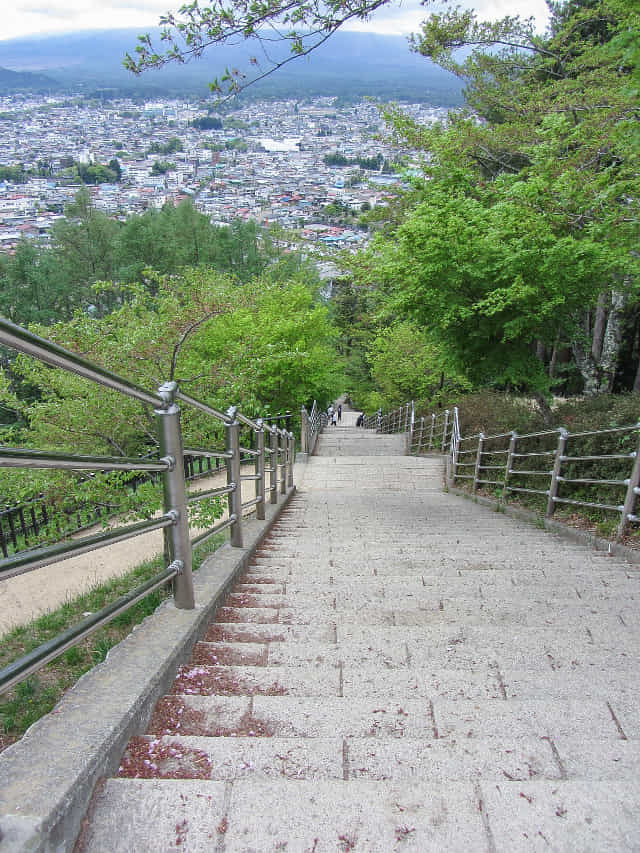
394,395,640,540
0,316,296,694
300,400,326,456
0,451,230,559
446,421,640,538
363,400,456,457
366,396,640,538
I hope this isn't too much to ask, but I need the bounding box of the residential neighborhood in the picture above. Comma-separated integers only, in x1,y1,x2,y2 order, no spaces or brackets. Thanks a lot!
0,95,446,254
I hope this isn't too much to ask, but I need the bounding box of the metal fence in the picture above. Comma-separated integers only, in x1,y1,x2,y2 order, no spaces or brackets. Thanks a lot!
367,398,640,539
300,400,327,456
448,421,640,538
0,317,296,694
0,452,228,559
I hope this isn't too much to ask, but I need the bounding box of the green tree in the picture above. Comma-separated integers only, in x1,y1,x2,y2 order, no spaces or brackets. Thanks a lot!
150,159,175,175
366,321,470,409
357,168,620,394
0,270,341,520
50,188,121,315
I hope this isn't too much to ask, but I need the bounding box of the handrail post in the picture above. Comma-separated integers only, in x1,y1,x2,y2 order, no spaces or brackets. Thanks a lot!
288,431,295,487
377,408,382,433
300,406,309,453
441,410,450,453
450,422,461,485
270,427,278,504
409,400,414,440
155,381,194,609
617,424,640,539
546,428,568,518
504,431,517,499
255,420,266,521
429,413,436,449
280,430,287,495
225,406,243,547
473,432,485,494
417,416,425,454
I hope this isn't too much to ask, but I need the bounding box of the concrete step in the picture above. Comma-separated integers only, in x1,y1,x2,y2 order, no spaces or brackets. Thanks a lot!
74,435,640,851
116,733,564,783
78,777,640,852
116,733,640,783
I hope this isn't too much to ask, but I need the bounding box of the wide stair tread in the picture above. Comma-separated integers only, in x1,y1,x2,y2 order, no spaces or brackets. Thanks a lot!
78,435,640,852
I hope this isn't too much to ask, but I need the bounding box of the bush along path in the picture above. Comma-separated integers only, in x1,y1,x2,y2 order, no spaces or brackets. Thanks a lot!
77,418,640,851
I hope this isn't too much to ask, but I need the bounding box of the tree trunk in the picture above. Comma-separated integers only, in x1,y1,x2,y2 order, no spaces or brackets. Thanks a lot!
632,356,640,393
548,334,560,379
572,289,628,395
591,293,608,361
532,391,553,426
600,289,627,391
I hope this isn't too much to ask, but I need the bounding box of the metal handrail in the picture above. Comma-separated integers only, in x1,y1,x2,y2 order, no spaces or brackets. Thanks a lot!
400,395,640,542
187,484,235,504
0,316,164,408
174,390,229,423
183,448,233,459
0,514,177,581
0,560,183,694
0,317,297,694
0,447,172,472
301,400,325,455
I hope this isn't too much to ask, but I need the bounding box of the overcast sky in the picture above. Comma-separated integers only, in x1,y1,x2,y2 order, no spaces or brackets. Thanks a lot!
3,0,550,42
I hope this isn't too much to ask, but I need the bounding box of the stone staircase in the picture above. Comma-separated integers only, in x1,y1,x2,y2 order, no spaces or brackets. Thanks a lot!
77,419,640,852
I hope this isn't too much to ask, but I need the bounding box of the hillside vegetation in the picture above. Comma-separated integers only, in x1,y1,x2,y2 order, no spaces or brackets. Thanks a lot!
330,0,639,415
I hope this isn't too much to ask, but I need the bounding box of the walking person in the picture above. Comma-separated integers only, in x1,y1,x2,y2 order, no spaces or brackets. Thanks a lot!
337,404,342,423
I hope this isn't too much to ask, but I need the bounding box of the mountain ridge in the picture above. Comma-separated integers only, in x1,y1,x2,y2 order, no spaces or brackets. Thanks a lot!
0,29,463,104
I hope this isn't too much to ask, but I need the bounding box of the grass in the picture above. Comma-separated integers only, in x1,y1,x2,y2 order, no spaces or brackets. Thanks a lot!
0,534,225,754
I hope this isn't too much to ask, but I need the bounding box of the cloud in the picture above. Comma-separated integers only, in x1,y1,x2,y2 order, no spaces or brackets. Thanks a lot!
3,0,550,43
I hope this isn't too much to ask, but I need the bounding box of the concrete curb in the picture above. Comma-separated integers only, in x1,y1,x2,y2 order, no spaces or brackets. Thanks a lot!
446,483,640,567
0,486,297,853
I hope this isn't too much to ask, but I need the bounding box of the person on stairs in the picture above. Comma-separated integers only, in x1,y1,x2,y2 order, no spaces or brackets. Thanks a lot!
337,404,342,422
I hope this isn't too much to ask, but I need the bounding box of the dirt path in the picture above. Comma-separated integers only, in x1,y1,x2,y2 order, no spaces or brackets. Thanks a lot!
0,465,264,637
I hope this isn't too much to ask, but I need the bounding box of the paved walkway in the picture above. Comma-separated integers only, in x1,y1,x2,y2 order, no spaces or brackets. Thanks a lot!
79,412,640,851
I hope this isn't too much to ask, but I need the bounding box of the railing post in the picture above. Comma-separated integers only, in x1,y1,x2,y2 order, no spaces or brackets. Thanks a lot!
155,381,194,609
473,432,485,494
417,416,425,454
255,419,266,521
288,431,295,487
450,426,461,485
377,408,382,433
270,426,278,504
617,424,640,539
441,409,450,453
546,428,568,518
280,430,287,495
429,413,436,449
300,406,309,453
225,406,243,547
504,431,517,499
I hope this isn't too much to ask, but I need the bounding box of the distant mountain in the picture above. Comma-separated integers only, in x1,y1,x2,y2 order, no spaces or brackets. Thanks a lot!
0,29,463,105
0,66,59,93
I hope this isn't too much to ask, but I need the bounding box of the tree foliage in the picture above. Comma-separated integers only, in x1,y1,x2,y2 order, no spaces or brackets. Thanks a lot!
0,269,341,526
353,0,640,400
0,193,301,325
